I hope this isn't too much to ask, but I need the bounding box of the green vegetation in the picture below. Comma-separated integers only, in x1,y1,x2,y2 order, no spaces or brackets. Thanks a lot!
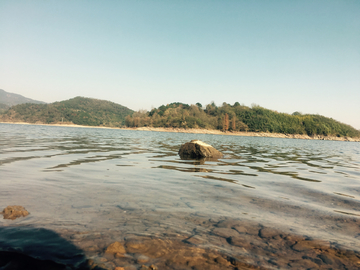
0,97,133,127
1,97,359,138
125,102,360,138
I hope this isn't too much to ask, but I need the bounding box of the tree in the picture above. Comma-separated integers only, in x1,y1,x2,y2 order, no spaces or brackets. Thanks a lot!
223,113,229,132
231,116,236,131
133,117,140,127
238,121,249,132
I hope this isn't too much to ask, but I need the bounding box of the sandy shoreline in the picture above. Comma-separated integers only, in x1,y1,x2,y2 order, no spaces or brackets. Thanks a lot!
1,121,359,142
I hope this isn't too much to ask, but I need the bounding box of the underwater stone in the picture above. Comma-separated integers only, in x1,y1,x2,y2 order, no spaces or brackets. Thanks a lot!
2,205,29,220
105,241,126,254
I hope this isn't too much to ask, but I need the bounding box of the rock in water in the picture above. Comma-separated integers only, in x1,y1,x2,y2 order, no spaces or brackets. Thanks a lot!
105,241,126,254
2,205,29,220
178,140,223,159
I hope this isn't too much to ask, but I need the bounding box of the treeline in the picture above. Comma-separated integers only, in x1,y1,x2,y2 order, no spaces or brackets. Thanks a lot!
125,102,360,138
0,96,133,127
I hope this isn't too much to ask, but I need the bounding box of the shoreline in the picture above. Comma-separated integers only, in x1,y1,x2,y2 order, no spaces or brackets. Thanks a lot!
1,121,359,142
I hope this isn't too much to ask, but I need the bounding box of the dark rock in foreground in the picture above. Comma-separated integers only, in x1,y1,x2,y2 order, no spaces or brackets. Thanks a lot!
2,205,29,220
178,140,223,159
0,226,89,269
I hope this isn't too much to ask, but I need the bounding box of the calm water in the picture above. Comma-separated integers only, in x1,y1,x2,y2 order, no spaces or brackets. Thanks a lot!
1,123,360,269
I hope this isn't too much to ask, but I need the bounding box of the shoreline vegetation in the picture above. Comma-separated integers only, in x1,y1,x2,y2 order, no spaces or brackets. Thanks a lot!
1,121,359,142
1,96,359,141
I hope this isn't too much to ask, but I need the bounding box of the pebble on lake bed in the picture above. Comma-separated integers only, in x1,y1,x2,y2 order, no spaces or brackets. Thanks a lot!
140,264,158,270
1,205,29,220
178,140,223,159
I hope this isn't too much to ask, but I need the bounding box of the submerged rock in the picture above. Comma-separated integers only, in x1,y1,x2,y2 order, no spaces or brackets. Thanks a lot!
178,140,223,159
105,241,126,254
2,205,29,220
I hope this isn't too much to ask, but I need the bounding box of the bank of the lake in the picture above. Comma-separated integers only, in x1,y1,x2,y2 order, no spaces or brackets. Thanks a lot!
1,121,359,142
134,126,360,142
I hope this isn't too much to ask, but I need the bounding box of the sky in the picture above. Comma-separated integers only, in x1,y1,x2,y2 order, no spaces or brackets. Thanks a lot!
0,0,359,129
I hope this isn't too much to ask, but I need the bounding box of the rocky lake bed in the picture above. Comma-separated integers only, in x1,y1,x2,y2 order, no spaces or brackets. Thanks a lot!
58,215,360,270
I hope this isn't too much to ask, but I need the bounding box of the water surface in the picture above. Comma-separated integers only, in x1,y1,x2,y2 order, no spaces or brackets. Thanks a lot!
1,123,359,269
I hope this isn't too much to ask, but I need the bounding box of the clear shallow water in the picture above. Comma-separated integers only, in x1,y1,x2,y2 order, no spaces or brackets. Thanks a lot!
1,123,360,269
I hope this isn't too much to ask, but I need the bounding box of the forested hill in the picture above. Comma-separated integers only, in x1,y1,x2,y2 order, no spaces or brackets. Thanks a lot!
125,102,360,138
1,98,359,138
0,97,134,127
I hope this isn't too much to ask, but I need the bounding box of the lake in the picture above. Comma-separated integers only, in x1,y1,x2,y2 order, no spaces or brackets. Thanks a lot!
0,123,359,270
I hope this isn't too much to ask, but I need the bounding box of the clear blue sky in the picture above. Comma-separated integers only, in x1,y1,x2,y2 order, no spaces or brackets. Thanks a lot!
1,0,359,129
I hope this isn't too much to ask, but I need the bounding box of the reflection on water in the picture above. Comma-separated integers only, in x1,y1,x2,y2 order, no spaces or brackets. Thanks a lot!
0,123,360,269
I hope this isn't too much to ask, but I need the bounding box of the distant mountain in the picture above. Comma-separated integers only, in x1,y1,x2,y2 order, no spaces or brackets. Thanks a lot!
0,96,134,127
0,89,46,107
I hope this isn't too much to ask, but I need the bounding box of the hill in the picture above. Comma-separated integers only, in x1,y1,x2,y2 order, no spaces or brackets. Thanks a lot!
0,96,134,127
0,89,46,107
125,102,360,138
0,103,9,113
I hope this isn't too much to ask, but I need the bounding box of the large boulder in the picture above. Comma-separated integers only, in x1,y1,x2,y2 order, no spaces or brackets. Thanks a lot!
178,140,223,159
